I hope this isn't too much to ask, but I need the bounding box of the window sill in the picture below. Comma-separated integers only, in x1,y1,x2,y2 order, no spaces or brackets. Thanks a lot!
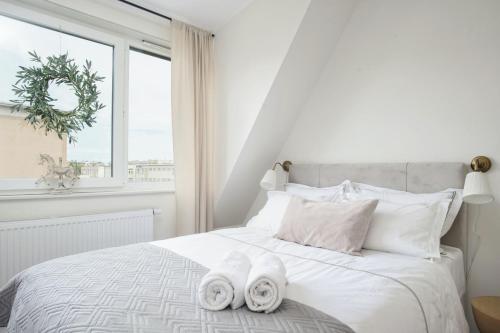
0,187,174,201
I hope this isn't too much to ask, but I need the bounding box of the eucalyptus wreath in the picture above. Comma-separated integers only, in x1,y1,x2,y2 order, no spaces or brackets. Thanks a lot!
10,51,105,143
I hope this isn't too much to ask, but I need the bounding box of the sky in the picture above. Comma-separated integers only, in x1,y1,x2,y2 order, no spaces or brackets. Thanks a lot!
0,14,173,164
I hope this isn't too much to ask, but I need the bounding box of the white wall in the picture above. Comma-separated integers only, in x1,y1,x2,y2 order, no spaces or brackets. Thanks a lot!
279,0,500,330
213,0,310,200
0,192,176,240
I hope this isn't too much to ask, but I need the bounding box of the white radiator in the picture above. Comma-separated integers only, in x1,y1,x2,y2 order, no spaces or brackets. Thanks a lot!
0,209,154,287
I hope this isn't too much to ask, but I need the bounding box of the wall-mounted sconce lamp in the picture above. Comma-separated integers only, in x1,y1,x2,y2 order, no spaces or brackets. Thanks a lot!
463,156,494,204
260,161,292,191
464,156,494,283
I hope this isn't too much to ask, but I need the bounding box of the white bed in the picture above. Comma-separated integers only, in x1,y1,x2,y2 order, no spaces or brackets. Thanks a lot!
151,162,470,333
152,226,468,333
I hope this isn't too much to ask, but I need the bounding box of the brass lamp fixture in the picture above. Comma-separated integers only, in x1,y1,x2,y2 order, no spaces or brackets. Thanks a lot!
470,156,492,173
260,160,293,190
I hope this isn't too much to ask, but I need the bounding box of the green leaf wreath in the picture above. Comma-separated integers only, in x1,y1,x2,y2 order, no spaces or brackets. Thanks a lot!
10,51,105,143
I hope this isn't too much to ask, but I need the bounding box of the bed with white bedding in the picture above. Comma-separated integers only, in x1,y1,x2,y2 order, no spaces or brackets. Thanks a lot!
0,227,467,333
0,162,470,332
153,227,468,333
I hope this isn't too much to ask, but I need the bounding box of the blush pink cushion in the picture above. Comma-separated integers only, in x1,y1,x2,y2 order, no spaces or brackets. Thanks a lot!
275,197,378,255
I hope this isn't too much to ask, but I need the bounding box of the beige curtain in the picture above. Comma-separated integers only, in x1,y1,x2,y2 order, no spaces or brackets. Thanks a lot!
171,20,215,234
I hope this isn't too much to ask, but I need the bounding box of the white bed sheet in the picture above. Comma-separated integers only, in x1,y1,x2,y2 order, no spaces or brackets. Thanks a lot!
438,245,466,299
151,227,468,333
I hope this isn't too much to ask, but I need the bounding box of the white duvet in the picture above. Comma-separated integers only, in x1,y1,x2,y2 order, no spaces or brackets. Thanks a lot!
151,227,468,333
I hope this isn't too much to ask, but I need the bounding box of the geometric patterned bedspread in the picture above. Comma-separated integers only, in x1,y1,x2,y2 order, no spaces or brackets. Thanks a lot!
0,243,354,332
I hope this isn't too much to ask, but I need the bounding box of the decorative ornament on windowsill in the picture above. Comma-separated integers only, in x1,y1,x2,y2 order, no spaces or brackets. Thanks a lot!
36,154,79,193
10,51,105,191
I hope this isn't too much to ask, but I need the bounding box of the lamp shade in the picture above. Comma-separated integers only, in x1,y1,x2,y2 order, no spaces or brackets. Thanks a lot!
463,172,494,204
260,169,277,190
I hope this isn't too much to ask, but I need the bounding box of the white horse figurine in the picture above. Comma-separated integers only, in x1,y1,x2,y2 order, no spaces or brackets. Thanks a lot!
36,154,79,189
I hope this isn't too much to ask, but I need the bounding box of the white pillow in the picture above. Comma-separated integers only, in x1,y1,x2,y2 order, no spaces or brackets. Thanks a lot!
346,192,450,258
345,181,463,237
246,191,291,233
248,183,348,233
285,181,346,201
442,189,463,236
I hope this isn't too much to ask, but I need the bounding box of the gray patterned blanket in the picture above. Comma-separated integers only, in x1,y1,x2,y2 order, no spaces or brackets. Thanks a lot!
0,243,354,333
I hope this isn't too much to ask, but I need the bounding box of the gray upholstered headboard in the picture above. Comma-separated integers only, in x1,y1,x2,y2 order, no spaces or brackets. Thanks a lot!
288,163,468,262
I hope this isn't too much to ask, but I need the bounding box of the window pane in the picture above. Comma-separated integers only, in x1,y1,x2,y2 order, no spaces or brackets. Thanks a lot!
0,15,113,179
128,49,173,186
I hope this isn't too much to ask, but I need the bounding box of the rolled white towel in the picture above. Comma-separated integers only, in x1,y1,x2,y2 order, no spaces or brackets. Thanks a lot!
245,253,287,313
198,251,251,311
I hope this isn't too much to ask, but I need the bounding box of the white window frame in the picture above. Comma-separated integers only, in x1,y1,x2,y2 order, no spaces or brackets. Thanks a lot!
0,1,173,196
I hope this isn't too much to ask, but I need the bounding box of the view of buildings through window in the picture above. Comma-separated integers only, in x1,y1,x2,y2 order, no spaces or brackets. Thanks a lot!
0,14,174,186
128,49,174,185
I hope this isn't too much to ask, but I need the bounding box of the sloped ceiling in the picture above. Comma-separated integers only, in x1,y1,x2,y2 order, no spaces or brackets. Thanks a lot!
213,0,311,203
215,0,359,227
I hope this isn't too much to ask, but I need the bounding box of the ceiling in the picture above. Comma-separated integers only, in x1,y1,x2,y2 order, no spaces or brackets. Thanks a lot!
129,0,254,32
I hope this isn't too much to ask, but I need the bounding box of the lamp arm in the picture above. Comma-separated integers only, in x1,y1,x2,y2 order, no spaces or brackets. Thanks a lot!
271,162,282,170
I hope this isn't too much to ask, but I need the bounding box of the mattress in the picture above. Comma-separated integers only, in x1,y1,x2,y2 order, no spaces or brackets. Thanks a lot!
152,227,468,333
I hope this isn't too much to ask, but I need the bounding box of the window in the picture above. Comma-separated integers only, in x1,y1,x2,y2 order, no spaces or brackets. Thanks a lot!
128,49,174,188
0,4,172,194
0,14,113,180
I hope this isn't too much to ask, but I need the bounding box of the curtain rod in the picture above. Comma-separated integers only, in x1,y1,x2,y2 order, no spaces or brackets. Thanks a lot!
117,0,172,21
117,0,215,37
